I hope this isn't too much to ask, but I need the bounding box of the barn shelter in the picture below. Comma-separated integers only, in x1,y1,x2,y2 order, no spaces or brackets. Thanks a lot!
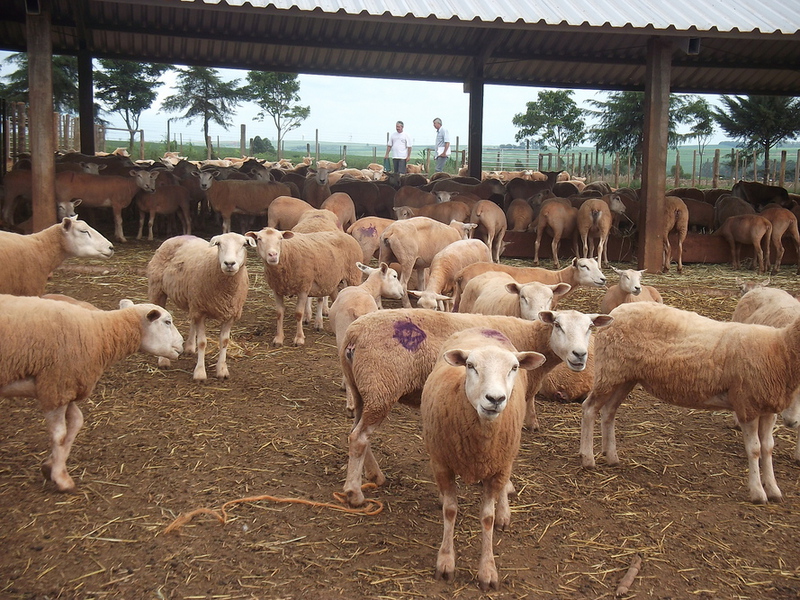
2,0,799,271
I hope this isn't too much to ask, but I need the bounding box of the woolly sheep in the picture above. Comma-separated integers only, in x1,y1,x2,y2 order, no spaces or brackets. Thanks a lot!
246,227,362,346
0,218,114,296
135,182,192,241
0,295,183,492
598,267,663,314
421,327,544,590
147,233,255,380
320,191,357,231
302,168,332,207
731,286,800,463
408,239,492,311
346,216,395,263
458,271,571,320
340,308,613,506
580,301,800,503
267,195,316,231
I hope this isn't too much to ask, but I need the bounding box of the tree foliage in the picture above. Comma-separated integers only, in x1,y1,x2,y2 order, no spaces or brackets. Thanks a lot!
250,135,275,155
161,66,243,158
713,95,800,183
244,71,310,159
679,96,715,165
1,52,79,114
512,90,585,156
95,59,172,150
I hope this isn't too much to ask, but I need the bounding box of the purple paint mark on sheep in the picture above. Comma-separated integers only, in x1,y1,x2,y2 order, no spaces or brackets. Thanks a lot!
358,225,378,238
393,319,427,351
481,328,510,343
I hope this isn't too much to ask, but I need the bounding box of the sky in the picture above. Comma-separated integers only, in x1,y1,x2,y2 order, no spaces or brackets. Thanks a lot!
0,52,727,150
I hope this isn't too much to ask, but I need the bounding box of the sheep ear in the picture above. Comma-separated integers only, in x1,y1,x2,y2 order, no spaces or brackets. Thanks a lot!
611,266,622,274
244,235,257,247
119,299,134,309
505,282,521,296
516,351,546,371
590,314,615,328
379,262,389,274
434,293,452,301
408,290,422,297
146,308,162,322
443,349,469,367
72,198,82,208
538,310,555,324
209,236,221,246
551,283,571,297
62,216,74,229
245,231,258,241
282,231,295,240
356,262,372,274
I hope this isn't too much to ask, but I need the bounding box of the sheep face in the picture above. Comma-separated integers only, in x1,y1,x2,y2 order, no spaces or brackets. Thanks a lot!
123,301,184,359
378,265,404,299
572,257,607,287
612,267,645,295
61,217,114,258
443,345,544,421
510,281,571,321
246,227,292,265
539,310,613,371
209,232,255,275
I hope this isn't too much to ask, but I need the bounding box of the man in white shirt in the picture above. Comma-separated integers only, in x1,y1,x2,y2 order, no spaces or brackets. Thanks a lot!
433,118,450,173
384,121,412,174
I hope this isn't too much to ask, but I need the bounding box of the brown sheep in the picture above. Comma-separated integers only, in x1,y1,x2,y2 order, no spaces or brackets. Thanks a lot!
470,200,508,262
320,191,357,231
758,207,800,274
662,195,689,273
533,199,579,268
505,198,535,232
714,214,772,273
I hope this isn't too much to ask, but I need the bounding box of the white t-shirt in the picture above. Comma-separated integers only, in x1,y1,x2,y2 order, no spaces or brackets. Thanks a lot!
388,131,412,159
436,127,451,156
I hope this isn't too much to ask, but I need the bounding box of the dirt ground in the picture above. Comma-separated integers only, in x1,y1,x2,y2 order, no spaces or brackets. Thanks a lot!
2,236,800,600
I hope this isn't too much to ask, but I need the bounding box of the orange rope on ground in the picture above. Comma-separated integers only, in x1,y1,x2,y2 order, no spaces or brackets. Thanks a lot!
163,483,383,534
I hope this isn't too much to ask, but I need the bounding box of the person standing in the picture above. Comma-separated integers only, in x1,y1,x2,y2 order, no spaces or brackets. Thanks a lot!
384,121,412,174
433,117,451,173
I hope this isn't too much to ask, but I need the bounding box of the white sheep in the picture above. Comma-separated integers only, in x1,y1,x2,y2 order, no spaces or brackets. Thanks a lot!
598,266,663,313
580,301,800,504
0,295,183,492
731,286,800,463
458,271,571,320
421,328,544,591
379,216,477,308
409,239,492,311
246,227,362,346
0,218,114,296
147,232,255,380
340,308,613,506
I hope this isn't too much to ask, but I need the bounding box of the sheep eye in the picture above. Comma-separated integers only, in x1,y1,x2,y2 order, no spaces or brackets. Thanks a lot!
466,362,476,371
511,365,519,373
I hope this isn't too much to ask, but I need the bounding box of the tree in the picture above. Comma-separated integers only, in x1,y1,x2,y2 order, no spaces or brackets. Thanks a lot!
680,96,715,170
95,59,172,150
2,52,79,114
244,71,310,159
250,135,275,155
586,91,689,179
161,66,243,159
713,95,800,184
512,90,585,160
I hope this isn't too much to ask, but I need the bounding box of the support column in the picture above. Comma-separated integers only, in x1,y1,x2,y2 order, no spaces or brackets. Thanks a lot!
466,74,484,179
27,0,57,231
639,37,672,273
78,50,95,155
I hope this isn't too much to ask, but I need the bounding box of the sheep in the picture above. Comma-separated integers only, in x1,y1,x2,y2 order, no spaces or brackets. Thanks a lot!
379,216,477,308
758,206,800,274
292,208,340,233
505,198,535,232
714,214,772,273
393,186,438,209
15,198,82,235
577,196,624,268
714,194,754,229
731,286,800,463
54,169,160,242
267,195,315,231
599,267,663,314
320,191,357,231
421,327,545,591
0,295,183,492
346,216,395,263
328,261,405,411
340,308,613,506
316,158,346,172
0,218,114,296
537,337,595,404
246,227,362,346
580,301,800,504
408,239,493,311
470,199,508,262
452,257,607,312
458,271,571,320
196,171,292,234
302,168,332,208
533,199,579,268
147,232,255,380
135,183,192,241
393,201,472,225
661,195,689,273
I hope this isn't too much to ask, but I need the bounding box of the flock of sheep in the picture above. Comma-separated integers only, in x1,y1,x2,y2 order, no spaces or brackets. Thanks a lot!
1,151,800,591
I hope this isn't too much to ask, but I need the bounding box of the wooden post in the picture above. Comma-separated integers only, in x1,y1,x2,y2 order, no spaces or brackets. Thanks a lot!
795,150,800,193
627,153,632,186
614,152,620,188
77,50,95,155
139,130,145,161
240,124,246,157
779,151,787,188
712,149,720,188
674,150,680,187
753,150,758,182
27,0,57,231
601,153,606,182
691,150,697,187
734,150,739,182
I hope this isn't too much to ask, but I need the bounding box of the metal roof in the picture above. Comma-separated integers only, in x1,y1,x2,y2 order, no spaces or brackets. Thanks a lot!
1,0,799,94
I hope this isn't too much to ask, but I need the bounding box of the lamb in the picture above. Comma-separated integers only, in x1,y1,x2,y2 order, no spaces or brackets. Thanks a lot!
731,286,800,463
196,171,292,233
599,267,663,314
580,301,800,503
0,295,183,492
55,169,160,242
714,214,772,273
340,308,613,506
379,216,477,308
408,239,492,311
0,218,114,296
346,216,395,263
470,199,508,262
136,182,192,241
147,233,255,380
421,327,544,591
458,272,571,320
246,227,362,346
452,257,607,312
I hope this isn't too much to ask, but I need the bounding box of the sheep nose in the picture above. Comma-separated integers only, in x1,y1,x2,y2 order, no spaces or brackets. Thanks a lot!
486,394,506,406
572,350,587,362
224,260,236,268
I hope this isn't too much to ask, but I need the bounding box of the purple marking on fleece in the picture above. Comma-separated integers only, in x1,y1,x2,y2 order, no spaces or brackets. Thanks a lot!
393,319,427,351
481,328,511,344
358,225,378,238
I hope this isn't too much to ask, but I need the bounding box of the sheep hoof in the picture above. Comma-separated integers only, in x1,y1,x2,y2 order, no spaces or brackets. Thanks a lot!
345,489,365,508
293,338,306,346
435,556,455,582
271,338,284,347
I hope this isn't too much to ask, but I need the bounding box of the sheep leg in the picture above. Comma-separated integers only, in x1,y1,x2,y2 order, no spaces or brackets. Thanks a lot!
113,208,127,243
42,402,84,492
551,231,562,269
314,298,325,331
758,413,782,502
754,241,765,274
771,241,783,275
662,237,672,272
148,213,156,241
215,318,233,379
136,213,146,240
185,319,198,355
477,479,501,591
192,317,208,381
599,383,635,466
676,231,685,273
433,468,458,582
596,235,606,268
739,417,770,504
344,416,385,507
523,387,540,431
495,479,514,531
273,295,286,346
533,227,543,266
293,292,309,346
303,297,312,325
